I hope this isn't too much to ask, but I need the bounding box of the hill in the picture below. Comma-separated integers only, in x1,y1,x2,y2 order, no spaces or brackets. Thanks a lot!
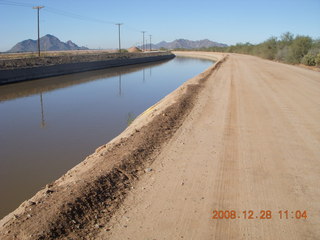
8,34,88,52
148,39,228,50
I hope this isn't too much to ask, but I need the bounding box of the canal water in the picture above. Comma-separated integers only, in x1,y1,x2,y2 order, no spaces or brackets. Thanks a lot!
0,57,213,219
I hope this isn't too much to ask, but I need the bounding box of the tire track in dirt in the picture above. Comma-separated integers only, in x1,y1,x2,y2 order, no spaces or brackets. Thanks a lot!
213,57,241,239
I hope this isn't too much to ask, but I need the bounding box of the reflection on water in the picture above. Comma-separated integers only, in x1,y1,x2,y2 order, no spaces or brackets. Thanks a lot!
0,60,168,102
126,112,136,126
0,57,213,219
40,93,46,128
118,74,122,96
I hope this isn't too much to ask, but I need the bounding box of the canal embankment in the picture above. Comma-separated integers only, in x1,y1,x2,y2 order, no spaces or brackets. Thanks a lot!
0,51,175,84
0,52,225,239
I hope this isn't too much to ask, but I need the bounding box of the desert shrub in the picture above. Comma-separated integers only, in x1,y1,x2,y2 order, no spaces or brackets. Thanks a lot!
301,39,320,66
301,53,316,66
278,32,294,49
258,37,278,60
286,36,312,64
315,53,320,66
193,32,318,66
275,46,289,61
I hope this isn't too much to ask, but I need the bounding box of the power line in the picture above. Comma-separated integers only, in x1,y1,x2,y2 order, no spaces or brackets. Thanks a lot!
0,0,116,25
124,24,142,33
1,0,151,50
44,7,116,25
0,0,33,8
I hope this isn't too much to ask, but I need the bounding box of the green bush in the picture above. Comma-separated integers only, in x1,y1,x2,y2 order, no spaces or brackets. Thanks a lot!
192,32,319,67
286,36,312,64
315,53,320,66
301,53,316,66
259,37,278,60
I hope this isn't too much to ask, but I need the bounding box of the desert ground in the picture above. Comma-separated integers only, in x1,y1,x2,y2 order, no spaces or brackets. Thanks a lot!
0,52,319,240
99,52,320,239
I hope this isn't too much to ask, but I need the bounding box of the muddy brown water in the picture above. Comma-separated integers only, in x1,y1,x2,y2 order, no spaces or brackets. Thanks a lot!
0,57,213,219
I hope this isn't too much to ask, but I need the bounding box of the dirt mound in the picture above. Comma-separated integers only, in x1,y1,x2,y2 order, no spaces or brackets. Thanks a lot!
128,46,142,53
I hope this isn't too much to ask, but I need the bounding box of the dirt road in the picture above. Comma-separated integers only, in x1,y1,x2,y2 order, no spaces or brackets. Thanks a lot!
99,53,320,239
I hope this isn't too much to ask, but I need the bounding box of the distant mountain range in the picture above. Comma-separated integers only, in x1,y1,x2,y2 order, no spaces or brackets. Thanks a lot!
8,35,227,53
144,39,228,50
8,34,88,52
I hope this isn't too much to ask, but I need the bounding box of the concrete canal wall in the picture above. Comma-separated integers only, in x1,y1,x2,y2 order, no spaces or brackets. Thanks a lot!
0,52,175,85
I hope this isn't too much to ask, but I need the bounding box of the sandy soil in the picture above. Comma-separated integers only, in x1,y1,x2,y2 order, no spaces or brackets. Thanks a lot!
100,52,320,239
1,52,319,239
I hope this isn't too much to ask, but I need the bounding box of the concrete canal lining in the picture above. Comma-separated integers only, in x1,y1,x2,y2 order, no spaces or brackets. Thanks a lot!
0,52,175,85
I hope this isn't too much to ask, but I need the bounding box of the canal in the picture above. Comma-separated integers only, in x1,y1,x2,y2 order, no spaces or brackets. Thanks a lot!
0,56,213,219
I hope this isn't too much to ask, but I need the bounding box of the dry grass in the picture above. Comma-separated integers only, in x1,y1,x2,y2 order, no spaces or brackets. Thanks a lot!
0,50,117,60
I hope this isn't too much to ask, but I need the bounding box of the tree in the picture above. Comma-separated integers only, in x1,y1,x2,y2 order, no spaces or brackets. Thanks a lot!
287,36,313,63
280,32,294,45
259,37,278,60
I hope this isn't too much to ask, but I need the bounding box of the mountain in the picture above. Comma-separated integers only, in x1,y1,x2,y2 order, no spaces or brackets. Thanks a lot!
149,39,228,50
8,34,88,52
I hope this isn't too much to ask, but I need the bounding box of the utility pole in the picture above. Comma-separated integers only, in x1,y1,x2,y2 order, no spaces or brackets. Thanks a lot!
33,6,44,57
149,35,152,51
116,23,123,53
141,31,146,51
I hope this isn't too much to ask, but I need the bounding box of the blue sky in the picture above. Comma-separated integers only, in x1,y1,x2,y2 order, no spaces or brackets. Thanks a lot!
0,0,319,51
